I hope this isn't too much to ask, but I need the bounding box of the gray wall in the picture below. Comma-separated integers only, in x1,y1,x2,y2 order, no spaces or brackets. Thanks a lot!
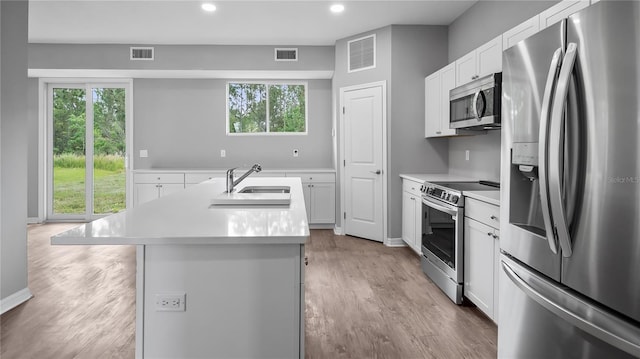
388,25,449,237
448,1,558,61
333,25,449,239
134,78,333,169
1,1,29,306
446,0,558,181
29,44,334,72
27,44,335,217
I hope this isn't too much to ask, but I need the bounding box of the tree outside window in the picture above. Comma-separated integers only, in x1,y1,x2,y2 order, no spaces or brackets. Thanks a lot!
227,82,307,134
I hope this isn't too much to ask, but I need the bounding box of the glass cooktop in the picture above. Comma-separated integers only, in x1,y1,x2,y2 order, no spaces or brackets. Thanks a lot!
431,181,499,191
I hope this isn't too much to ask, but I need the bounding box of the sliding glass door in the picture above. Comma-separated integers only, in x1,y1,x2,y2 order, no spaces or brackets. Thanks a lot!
48,83,130,220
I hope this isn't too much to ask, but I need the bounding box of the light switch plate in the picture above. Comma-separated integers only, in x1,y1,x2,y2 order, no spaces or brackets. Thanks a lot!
140,149,148,158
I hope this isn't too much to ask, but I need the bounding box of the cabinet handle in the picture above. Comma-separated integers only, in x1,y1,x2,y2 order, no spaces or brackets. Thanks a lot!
436,131,442,134
490,215,498,220
487,232,493,237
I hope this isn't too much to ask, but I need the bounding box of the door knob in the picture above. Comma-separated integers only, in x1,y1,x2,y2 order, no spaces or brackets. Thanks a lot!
370,170,381,175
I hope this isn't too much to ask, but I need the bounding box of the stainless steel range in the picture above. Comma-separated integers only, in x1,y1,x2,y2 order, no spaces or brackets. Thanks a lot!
420,180,498,304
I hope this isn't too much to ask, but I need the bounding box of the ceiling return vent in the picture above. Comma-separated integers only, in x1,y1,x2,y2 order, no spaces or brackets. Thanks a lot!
275,48,298,61
348,34,376,72
130,47,154,61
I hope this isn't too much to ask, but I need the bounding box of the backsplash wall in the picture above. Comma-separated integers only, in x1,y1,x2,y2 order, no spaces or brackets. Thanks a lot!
448,130,501,182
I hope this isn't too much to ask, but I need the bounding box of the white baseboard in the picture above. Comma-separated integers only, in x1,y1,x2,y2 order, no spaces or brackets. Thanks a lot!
27,217,43,224
0,287,33,315
309,223,335,230
385,237,407,247
333,226,343,236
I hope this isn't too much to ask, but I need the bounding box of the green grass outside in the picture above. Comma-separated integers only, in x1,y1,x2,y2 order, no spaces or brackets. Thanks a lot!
53,155,125,215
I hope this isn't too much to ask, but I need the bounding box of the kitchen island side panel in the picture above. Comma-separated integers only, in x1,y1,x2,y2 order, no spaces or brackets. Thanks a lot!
142,243,302,359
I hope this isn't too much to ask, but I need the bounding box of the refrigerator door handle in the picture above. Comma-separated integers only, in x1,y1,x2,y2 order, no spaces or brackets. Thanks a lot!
548,42,578,258
538,47,563,254
502,259,640,357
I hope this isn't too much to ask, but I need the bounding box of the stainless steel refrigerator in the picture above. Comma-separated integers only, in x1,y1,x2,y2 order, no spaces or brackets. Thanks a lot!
500,2,640,357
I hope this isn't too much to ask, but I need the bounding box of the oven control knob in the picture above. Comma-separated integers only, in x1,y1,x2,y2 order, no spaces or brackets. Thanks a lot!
451,195,459,204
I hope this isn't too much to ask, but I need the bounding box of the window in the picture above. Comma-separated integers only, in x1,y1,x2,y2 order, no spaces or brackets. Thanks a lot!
227,82,307,135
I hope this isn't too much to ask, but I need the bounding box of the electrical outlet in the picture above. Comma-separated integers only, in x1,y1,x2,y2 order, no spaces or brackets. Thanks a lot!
465,150,470,161
293,149,299,157
155,293,186,312
220,149,226,157
140,149,148,158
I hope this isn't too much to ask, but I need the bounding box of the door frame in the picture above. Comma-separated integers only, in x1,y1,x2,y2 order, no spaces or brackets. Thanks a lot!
38,78,134,222
338,81,388,243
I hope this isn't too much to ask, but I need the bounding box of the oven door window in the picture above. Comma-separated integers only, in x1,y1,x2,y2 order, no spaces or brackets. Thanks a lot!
422,205,456,269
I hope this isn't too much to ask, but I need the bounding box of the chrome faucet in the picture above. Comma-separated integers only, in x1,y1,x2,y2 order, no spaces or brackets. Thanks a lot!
226,164,262,193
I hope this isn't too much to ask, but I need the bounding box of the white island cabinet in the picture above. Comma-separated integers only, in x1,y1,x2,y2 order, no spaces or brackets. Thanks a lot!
52,177,309,359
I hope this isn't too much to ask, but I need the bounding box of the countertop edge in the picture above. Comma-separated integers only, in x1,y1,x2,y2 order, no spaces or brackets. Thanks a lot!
464,190,501,206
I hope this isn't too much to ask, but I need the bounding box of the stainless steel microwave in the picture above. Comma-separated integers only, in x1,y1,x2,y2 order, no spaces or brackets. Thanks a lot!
449,73,501,130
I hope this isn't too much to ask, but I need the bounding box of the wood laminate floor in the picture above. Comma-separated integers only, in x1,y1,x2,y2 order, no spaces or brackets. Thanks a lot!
1,224,496,359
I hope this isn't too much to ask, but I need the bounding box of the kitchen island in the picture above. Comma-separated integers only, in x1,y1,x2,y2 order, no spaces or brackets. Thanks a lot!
52,177,309,359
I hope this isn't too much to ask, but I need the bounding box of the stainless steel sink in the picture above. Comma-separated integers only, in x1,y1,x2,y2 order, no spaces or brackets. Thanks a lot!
210,185,291,206
238,186,290,194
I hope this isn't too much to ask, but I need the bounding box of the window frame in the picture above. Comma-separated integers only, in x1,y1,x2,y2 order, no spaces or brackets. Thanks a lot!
225,80,309,136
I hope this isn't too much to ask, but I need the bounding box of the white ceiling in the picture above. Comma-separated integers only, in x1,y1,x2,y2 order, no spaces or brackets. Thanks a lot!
28,0,477,46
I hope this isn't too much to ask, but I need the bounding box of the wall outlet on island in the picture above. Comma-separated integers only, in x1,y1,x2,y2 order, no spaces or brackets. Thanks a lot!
220,149,226,157
465,150,470,161
155,293,186,312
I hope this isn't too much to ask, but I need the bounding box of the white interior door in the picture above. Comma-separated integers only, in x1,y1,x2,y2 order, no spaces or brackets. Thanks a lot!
342,84,385,242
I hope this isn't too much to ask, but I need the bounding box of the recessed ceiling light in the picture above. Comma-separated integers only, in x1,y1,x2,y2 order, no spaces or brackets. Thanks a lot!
330,4,345,14
201,3,216,12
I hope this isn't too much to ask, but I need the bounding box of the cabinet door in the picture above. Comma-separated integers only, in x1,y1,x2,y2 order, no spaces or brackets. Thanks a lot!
440,63,457,137
412,195,423,255
476,35,503,77
455,51,477,86
539,0,590,30
301,183,312,222
493,230,500,323
402,190,417,248
309,183,335,224
159,183,184,198
503,15,540,50
464,217,495,318
134,183,160,206
425,73,442,138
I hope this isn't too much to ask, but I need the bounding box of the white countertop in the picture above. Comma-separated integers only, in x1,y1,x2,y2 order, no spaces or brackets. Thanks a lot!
465,190,501,206
400,173,479,183
52,177,309,246
134,168,335,173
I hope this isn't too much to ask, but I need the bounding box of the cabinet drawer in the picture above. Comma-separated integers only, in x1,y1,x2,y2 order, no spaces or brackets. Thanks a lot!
287,172,335,183
465,197,500,228
185,172,224,184
134,173,184,184
402,180,422,196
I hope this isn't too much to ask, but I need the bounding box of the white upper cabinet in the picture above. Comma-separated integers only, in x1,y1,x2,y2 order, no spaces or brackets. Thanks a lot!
425,62,457,138
503,15,540,50
455,35,502,86
477,36,503,76
455,51,477,87
539,0,590,30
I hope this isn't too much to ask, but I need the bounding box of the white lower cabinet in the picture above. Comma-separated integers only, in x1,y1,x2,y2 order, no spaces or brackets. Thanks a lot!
133,170,337,226
401,178,423,254
134,173,185,206
464,197,500,322
288,172,335,226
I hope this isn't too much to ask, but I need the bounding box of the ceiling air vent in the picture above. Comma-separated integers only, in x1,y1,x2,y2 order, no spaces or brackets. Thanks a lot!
275,48,298,61
348,34,376,73
130,47,154,61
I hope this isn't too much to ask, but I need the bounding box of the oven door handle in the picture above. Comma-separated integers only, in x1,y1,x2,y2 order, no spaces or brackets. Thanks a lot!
422,196,458,218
